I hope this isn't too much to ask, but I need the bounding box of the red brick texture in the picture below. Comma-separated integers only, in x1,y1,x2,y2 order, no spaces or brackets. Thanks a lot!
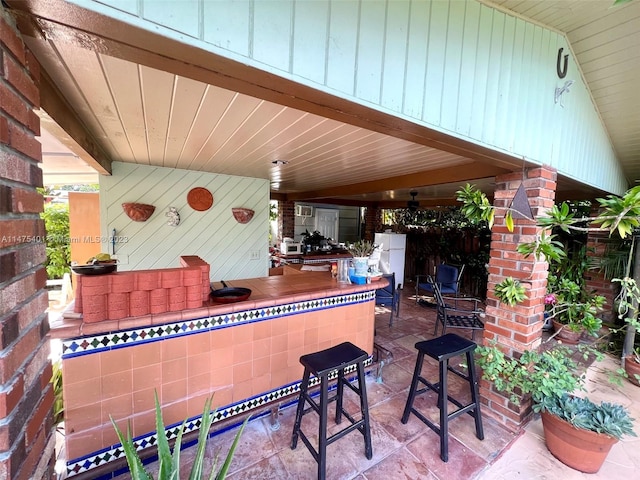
585,207,618,324
480,166,557,428
277,200,295,242
75,256,211,323
364,206,381,243
0,10,55,480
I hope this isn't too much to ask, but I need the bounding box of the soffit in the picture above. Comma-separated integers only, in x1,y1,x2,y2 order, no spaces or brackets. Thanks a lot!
486,0,640,183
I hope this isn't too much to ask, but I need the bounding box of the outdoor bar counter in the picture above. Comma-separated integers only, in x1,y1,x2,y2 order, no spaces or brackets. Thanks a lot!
51,256,384,478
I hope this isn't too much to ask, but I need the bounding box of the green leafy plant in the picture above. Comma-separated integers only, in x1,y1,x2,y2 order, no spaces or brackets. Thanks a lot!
51,359,64,426
347,240,376,257
111,392,248,479
494,277,528,306
476,342,636,438
476,343,587,408
537,394,636,440
41,203,71,279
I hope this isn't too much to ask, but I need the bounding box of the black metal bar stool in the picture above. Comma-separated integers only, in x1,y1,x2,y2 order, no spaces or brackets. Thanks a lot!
401,333,484,462
291,341,373,480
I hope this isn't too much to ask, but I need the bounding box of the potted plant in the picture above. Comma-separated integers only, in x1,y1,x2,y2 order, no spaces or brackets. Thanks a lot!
614,276,640,386
543,277,606,344
476,343,637,473
301,230,326,251
347,240,376,276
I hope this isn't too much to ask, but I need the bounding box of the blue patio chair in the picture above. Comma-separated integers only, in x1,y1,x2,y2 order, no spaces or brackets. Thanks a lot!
415,264,464,303
376,273,401,327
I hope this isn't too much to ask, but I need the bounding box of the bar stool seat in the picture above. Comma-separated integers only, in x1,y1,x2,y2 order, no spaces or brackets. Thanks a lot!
291,342,373,480
401,333,484,462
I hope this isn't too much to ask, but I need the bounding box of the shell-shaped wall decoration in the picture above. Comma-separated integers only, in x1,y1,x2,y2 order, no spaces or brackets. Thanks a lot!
232,207,255,224
122,202,156,222
166,207,180,226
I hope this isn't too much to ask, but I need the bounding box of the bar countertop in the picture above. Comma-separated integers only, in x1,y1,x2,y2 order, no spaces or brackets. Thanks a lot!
50,268,387,339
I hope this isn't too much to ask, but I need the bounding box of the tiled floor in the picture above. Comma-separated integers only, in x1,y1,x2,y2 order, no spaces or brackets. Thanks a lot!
123,287,640,480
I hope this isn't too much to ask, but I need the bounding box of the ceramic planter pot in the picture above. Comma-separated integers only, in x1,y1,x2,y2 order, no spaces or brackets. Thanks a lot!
352,256,369,276
551,319,582,345
624,356,640,387
541,411,618,473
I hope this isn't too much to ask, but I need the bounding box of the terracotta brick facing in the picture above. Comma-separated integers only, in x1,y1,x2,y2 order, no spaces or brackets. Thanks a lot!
129,290,150,317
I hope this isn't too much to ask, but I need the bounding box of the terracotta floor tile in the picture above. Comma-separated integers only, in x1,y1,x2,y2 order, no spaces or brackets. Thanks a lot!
361,447,438,479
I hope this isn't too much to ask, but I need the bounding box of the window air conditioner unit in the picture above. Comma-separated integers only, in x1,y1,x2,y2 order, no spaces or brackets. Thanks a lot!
296,205,313,217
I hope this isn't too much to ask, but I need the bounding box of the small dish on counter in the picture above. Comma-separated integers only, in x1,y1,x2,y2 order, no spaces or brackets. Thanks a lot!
71,263,118,275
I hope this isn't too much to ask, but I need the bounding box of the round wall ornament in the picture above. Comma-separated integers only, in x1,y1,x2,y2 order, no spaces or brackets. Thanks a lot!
187,187,213,211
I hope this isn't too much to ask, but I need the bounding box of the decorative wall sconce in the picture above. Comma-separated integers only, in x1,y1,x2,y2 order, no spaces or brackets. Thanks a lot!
166,207,180,226
232,207,255,224
555,80,574,107
122,202,155,222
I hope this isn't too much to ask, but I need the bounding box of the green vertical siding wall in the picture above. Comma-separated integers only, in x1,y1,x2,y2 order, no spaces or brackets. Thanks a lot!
81,0,627,195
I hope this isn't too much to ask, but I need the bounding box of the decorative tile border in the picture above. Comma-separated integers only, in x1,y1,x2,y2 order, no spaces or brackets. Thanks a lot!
62,291,375,358
65,359,372,477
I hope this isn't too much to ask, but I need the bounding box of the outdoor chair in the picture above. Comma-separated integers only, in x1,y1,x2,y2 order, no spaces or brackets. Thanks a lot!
433,281,484,340
416,263,464,303
375,272,401,327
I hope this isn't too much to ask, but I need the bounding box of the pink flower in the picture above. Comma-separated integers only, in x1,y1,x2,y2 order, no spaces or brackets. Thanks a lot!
544,293,557,305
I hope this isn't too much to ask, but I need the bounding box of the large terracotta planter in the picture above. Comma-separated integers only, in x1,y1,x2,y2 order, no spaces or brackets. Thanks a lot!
551,319,581,344
541,411,618,473
624,356,640,387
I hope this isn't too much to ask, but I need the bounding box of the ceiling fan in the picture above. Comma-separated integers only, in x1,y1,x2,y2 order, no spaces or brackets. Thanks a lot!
407,190,419,212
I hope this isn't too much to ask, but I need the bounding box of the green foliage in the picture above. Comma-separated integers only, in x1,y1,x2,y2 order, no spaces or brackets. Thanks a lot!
546,278,605,335
347,240,375,257
516,230,566,262
41,203,71,279
538,394,636,440
494,277,528,306
51,359,64,425
456,183,496,228
111,391,248,480
475,344,585,408
593,185,640,239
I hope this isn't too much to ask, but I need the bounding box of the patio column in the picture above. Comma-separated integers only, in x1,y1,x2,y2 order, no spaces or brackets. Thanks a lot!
277,200,295,243
585,207,618,325
0,9,56,479
363,206,381,242
481,166,557,430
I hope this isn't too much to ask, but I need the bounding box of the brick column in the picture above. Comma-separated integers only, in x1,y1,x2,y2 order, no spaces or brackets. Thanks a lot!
0,10,55,479
481,166,557,430
363,206,380,242
277,200,295,242
585,207,618,325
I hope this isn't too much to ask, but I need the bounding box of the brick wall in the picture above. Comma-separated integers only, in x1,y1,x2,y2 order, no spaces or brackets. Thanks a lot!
277,200,295,241
0,10,55,480
480,166,557,430
363,206,380,242
585,207,619,324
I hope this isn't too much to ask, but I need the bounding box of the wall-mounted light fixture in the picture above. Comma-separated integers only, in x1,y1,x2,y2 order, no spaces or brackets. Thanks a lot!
555,79,574,107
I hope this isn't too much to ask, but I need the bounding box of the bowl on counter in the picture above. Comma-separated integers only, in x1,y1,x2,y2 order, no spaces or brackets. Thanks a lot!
71,263,118,275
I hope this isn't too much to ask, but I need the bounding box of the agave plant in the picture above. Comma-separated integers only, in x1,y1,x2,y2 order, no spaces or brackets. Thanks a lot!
111,391,248,479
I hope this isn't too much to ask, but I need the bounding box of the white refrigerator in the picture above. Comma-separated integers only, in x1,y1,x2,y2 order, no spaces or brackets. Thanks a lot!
374,233,407,286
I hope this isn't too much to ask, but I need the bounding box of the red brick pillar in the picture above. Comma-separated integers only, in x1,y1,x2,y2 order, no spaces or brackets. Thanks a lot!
277,200,295,242
481,166,557,430
0,11,55,479
363,206,380,242
585,213,618,324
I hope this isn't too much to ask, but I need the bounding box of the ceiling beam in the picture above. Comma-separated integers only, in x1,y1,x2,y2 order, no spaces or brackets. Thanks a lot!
285,162,509,201
38,71,112,175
